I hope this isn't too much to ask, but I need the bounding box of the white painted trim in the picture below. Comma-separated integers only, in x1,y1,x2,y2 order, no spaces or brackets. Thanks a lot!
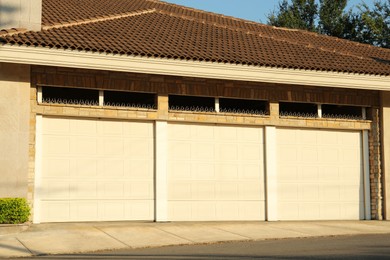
362,107,367,120
37,86,42,103
33,115,43,224
99,90,104,106
0,45,389,91
215,98,220,113
265,126,278,221
317,104,322,118
362,130,371,220
155,121,168,222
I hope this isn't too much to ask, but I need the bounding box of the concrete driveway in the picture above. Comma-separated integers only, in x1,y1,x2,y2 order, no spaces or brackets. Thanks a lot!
1,221,390,258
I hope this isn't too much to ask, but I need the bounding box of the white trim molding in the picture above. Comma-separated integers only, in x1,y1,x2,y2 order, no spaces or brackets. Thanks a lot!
155,121,168,222
265,126,278,221
33,114,43,224
1,45,389,91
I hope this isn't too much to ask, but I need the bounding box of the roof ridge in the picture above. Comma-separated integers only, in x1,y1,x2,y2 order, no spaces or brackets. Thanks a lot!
154,9,378,61
150,0,269,27
42,8,157,30
153,0,390,55
273,25,390,53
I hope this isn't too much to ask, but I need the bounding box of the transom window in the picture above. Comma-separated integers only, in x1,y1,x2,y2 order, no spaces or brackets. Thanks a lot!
169,95,215,112
42,86,99,106
219,98,268,115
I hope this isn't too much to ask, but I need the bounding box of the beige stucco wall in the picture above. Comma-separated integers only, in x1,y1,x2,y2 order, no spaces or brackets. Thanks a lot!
382,91,390,220
0,62,30,198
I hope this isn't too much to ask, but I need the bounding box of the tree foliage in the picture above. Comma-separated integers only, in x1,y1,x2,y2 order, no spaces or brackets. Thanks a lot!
267,0,390,48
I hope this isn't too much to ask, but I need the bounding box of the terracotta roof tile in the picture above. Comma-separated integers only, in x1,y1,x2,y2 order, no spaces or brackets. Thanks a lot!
1,0,389,75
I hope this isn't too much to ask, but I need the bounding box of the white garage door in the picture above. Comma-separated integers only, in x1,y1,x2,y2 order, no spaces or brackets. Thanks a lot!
39,117,154,222
168,123,265,221
277,128,364,220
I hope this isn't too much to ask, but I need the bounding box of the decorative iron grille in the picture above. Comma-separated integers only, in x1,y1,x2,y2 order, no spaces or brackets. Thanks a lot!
104,102,157,109
169,106,216,112
279,111,318,118
42,98,99,106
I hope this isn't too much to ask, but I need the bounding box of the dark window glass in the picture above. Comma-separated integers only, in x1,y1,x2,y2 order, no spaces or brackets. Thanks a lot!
322,104,363,119
104,91,156,109
279,102,318,117
169,95,215,112
219,98,268,115
42,86,99,105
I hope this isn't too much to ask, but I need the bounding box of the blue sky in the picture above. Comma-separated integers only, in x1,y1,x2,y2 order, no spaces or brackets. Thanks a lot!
163,0,374,23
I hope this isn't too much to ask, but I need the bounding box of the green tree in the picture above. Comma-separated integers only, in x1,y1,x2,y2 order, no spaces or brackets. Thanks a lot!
267,0,318,31
318,0,348,37
358,0,390,48
267,0,390,48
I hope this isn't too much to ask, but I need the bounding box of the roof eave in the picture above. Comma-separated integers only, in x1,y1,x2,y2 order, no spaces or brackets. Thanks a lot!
1,45,389,91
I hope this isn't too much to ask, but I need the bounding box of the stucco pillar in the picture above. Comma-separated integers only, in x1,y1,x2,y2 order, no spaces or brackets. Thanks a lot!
0,62,30,198
381,91,390,220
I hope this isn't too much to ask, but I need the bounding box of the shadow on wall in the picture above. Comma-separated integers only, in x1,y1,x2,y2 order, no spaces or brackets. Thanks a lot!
0,3,19,29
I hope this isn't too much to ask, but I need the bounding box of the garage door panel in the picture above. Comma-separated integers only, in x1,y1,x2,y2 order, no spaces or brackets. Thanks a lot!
124,200,154,219
319,167,340,181
70,201,99,221
239,144,262,161
238,182,264,200
242,164,263,179
216,183,239,200
70,137,97,155
218,143,238,161
168,123,265,221
40,117,154,222
41,180,70,199
218,164,238,179
128,160,154,179
41,201,71,222
319,148,339,163
43,117,70,134
279,165,298,181
301,147,318,162
300,203,320,219
301,166,319,181
169,182,193,200
44,137,70,155
299,185,319,201
278,183,298,201
196,183,216,200
70,182,97,198
70,119,97,135
277,128,363,220
194,143,215,160
194,163,216,179
237,127,263,142
100,120,123,135
43,158,70,177
319,184,341,201
219,126,238,140
70,159,98,178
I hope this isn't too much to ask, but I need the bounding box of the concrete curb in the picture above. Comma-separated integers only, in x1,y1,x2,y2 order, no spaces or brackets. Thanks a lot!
0,223,30,236
0,221,390,258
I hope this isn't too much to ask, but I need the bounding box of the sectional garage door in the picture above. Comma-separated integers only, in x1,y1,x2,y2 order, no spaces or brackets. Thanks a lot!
39,117,154,222
276,128,364,220
167,123,265,221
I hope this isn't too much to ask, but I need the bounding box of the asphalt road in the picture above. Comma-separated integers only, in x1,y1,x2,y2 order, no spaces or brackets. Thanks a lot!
16,234,390,259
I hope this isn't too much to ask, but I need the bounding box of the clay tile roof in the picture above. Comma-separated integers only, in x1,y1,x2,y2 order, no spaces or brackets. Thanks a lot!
1,0,390,75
